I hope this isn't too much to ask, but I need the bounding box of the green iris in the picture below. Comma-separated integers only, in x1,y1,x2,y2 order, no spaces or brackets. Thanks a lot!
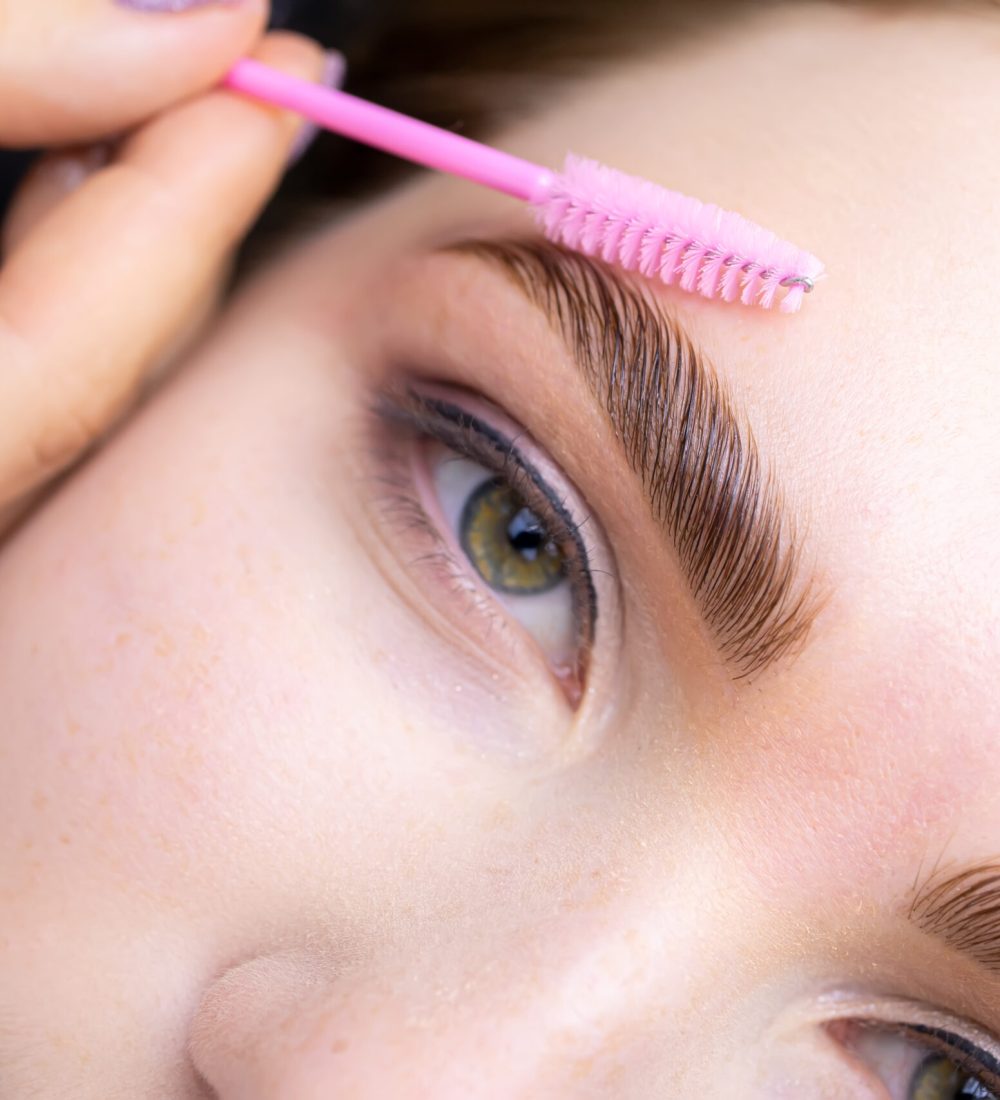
911,1055,993,1099
459,478,566,595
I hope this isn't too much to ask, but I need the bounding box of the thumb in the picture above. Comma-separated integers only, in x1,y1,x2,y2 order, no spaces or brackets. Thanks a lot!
0,0,268,147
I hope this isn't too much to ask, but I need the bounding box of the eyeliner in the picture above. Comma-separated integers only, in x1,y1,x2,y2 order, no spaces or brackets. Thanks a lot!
378,388,599,648
907,1022,1000,1082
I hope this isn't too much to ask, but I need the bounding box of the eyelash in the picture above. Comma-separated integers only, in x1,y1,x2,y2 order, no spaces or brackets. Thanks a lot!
897,1022,1000,1092
835,1017,1000,1097
368,387,599,698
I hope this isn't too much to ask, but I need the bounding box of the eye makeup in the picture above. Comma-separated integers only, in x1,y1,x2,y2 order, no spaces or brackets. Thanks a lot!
366,383,609,706
817,996,1000,1099
905,1023,1000,1090
835,1019,1000,1098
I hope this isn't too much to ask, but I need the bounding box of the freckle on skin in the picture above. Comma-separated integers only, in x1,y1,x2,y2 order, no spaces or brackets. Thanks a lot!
487,800,513,829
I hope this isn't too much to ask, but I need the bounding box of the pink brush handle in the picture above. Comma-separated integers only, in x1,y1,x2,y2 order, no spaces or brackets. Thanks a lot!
224,58,550,201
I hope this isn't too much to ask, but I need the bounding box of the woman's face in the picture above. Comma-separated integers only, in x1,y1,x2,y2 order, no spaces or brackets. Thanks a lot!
3,4,999,1096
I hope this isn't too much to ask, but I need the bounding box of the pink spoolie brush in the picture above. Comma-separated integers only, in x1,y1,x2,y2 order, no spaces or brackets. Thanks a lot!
224,59,823,313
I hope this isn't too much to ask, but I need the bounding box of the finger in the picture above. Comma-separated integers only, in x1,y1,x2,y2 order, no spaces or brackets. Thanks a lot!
3,144,113,255
4,46,344,305
0,0,268,147
0,31,326,507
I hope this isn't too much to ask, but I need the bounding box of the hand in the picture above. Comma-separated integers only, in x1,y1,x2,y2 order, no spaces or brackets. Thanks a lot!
0,1,326,536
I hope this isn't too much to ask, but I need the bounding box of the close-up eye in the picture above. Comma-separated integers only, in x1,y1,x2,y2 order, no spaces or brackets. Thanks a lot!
367,386,613,705
431,448,576,656
834,1018,1000,1099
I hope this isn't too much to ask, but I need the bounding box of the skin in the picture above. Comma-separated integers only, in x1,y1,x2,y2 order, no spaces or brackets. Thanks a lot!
1,2,999,1096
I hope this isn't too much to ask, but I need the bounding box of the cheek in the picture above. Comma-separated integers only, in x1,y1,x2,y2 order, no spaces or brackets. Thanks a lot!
0,413,384,925
0,312,568,945
711,623,996,918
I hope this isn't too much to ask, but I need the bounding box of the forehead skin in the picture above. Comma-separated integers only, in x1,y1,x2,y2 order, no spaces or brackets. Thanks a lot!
498,1,1000,864
1,3,1000,1094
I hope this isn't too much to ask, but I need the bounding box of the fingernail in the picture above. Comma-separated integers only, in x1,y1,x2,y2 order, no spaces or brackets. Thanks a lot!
115,0,242,12
45,143,113,195
287,50,347,166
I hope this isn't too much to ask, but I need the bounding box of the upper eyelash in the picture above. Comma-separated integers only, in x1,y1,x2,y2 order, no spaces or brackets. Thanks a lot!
904,1022,1000,1089
851,1019,1000,1093
374,388,600,650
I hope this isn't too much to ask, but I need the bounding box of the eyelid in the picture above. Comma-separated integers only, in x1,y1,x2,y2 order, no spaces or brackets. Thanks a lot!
799,991,1000,1086
902,1022,1000,1085
368,382,613,706
832,1020,1000,1096
378,386,600,628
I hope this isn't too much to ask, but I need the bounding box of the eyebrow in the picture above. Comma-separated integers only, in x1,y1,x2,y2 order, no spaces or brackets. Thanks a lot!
446,237,823,679
910,860,1000,975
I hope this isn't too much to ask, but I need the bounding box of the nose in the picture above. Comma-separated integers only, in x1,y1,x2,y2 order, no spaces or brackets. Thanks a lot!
187,915,692,1100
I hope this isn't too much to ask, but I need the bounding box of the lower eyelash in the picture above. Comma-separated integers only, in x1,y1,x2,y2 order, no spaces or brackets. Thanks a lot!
373,478,518,632
368,388,599,685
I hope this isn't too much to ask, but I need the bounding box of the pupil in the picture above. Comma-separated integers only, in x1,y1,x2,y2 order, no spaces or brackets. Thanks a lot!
458,478,565,596
507,507,547,561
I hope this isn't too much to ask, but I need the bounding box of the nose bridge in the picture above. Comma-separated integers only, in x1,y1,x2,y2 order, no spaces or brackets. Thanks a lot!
188,884,712,1100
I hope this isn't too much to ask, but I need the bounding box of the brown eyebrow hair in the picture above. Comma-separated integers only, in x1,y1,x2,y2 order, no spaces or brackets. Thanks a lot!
447,237,824,679
910,860,1000,974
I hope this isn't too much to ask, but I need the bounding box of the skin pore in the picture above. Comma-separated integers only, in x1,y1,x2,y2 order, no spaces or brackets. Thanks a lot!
1,2,999,1096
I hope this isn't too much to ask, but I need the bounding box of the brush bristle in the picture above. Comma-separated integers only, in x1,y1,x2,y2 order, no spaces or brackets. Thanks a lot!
533,154,824,313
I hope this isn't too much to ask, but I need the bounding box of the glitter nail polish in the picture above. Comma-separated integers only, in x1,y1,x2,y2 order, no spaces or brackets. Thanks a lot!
287,50,347,166
115,0,241,13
